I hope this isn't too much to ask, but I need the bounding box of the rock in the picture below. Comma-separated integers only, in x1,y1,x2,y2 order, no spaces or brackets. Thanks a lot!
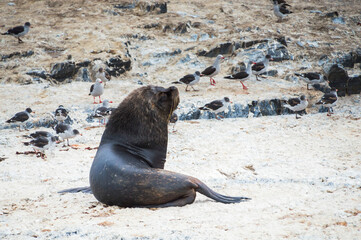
103,9,120,16
154,49,182,58
1,50,34,61
325,64,348,97
318,55,329,66
26,69,48,79
197,42,235,57
267,43,292,62
336,48,361,68
348,75,361,95
76,68,92,82
106,56,131,77
144,23,160,29
137,2,167,14
325,11,339,18
307,40,319,48
332,17,345,24
50,61,77,82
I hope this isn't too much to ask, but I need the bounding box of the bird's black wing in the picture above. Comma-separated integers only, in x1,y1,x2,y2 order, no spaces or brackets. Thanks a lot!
29,137,49,148
205,100,223,111
30,131,51,139
303,72,320,80
89,84,94,95
7,111,29,123
179,74,195,84
201,66,216,76
224,71,249,79
6,26,24,35
252,62,265,72
55,123,69,134
318,93,337,104
287,97,301,106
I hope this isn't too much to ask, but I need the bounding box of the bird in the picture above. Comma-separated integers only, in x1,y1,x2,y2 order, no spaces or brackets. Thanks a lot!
200,55,225,86
169,112,178,132
54,105,69,122
55,123,81,146
273,0,292,21
89,78,104,104
27,131,54,139
224,61,253,90
316,87,338,116
6,108,33,131
199,97,231,119
295,72,328,90
252,55,273,81
283,95,308,119
92,100,112,125
2,22,31,43
172,71,201,91
95,67,111,87
23,135,59,159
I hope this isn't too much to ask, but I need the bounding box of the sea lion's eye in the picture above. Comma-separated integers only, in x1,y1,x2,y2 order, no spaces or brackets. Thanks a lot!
158,93,168,102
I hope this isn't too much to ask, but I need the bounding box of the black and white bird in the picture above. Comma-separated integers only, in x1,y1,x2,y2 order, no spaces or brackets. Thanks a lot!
27,131,54,139
6,108,33,131
201,55,225,86
199,97,231,119
224,61,253,90
295,72,328,90
95,67,111,87
283,95,308,119
252,55,273,81
23,135,59,159
172,71,201,91
273,0,292,21
89,78,104,104
316,87,338,116
55,123,81,146
93,100,112,125
54,105,69,122
2,22,31,43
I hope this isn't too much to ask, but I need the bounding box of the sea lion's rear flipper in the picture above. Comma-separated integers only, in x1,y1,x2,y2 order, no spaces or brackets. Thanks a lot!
58,186,92,194
195,180,250,203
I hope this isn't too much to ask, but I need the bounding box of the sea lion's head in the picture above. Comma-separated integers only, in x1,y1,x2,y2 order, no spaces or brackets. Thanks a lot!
104,85,179,147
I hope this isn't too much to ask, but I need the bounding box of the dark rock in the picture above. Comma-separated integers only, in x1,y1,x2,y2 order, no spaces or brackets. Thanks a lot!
114,2,136,9
325,11,339,18
103,9,120,16
144,23,160,29
50,61,77,82
235,39,269,50
312,83,330,93
163,25,172,33
26,70,48,79
137,2,167,14
1,50,34,61
267,44,292,62
348,75,361,95
325,64,348,97
106,56,131,77
275,36,287,47
76,60,91,68
78,68,91,82
318,55,329,66
197,42,235,57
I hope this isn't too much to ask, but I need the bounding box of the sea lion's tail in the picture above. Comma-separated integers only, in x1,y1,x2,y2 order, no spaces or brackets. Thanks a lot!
58,186,92,194
195,179,250,203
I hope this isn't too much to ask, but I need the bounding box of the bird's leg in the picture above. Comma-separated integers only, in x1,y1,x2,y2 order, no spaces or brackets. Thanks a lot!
191,86,199,91
18,37,23,43
240,81,248,90
67,139,70,146
185,85,189,91
330,107,334,114
296,113,301,119
307,84,311,90
327,108,331,116
212,78,216,85
256,75,261,81
93,97,97,104
99,96,102,103
210,78,215,86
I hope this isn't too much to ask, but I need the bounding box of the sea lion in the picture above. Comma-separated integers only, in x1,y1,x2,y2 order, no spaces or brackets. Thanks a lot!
60,85,249,207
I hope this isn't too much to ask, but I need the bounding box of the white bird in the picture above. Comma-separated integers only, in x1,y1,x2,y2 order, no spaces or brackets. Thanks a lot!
316,88,338,116
199,97,231,119
252,55,273,81
172,71,201,91
93,100,112,125
283,95,308,119
55,123,81,146
200,55,225,86
273,0,292,21
95,67,111,87
89,78,104,104
6,108,33,131
224,61,253,90
2,22,31,43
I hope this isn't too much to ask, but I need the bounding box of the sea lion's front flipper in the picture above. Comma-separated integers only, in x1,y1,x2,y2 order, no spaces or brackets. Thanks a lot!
58,186,92,194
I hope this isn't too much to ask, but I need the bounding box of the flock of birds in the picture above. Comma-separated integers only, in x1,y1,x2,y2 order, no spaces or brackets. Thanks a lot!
3,0,340,158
